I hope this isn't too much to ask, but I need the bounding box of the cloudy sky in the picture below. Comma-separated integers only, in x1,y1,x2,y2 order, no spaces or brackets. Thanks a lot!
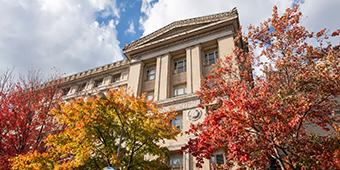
0,0,339,77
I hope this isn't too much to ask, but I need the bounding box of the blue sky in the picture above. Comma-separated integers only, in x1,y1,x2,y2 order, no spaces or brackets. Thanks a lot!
0,0,339,77
96,0,146,49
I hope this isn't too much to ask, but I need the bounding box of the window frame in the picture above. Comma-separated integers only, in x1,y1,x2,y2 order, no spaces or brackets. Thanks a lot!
111,73,121,83
203,49,218,66
173,57,186,74
145,66,156,81
173,84,187,97
94,78,104,88
211,153,225,165
78,82,88,92
171,112,183,130
169,153,183,168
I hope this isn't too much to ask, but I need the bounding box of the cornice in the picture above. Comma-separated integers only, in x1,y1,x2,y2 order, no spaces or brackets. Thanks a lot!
131,26,233,62
123,8,238,55
60,60,129,85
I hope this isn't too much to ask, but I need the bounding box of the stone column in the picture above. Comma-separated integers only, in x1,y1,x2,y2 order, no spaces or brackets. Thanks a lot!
182,152,193,170
186,45,202,94
154,54,170,100
127,61,143,96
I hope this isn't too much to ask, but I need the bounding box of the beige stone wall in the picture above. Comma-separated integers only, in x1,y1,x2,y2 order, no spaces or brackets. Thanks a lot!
217,35,234,59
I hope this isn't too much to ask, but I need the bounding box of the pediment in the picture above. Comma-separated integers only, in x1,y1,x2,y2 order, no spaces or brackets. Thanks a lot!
124,8,238,55
142,23,210,44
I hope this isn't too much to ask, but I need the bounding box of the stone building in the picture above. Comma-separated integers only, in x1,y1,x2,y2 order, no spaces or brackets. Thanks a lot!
60,8,241,170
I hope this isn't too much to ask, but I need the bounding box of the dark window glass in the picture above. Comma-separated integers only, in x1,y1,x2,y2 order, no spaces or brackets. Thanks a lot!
211,154,224,164
216,154,224,164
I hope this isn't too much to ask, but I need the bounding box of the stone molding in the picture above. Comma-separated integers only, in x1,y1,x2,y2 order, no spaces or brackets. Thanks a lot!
124,8,238,52
61,60,129,84
158,94,200,112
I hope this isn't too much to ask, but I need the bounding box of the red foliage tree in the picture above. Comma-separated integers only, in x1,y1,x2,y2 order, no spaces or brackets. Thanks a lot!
0,71,61,169
183,6,340,169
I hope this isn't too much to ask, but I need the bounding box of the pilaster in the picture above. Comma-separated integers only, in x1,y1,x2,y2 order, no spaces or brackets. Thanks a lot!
127,61,143,96
155,54,170,100
186,45,202,94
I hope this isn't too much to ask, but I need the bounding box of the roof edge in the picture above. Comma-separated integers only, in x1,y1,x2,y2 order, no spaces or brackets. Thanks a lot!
123,7,238,53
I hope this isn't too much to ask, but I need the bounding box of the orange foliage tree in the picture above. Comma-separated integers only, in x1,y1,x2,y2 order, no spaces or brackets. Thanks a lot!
183,6,340,169
12,89,178,170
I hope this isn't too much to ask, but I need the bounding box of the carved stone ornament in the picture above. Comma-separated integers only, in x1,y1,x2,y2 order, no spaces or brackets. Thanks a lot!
188,109,202,121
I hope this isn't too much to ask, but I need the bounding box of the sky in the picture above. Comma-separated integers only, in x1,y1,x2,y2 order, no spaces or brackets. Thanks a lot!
0,0,339,77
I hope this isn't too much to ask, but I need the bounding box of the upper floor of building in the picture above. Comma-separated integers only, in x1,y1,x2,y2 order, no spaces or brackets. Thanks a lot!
59,8,242,108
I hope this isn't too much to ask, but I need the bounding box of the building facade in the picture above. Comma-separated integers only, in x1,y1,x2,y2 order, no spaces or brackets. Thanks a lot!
60,8,241,170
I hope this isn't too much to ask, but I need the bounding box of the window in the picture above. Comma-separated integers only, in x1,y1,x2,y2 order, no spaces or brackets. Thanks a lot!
203,50,218,66
173,58,186,74
62,87,71,95
94,78,103,87
78,82,87,91
170,153,183,169
112,73,121,83
146,91,154,101
173,84,186,97
211,153,225,165
171,112,183,130
146,67,156,81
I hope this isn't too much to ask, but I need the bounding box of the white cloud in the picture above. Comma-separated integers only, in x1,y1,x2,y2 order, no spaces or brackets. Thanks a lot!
140,0,340,37
0,0,123,77
125,21,136,35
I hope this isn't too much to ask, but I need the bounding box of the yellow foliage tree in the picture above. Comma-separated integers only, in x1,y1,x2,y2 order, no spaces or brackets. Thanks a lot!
11,88,178,170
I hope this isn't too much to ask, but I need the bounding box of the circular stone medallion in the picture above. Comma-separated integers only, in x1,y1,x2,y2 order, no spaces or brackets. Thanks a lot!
188,109,202,121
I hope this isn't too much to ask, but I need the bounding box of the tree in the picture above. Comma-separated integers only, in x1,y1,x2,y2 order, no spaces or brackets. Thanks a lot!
0,70,61,169
12,88,179,170
183,5,340,169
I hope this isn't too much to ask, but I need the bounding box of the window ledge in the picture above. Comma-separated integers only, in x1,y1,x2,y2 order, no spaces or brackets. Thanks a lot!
157,93,198,106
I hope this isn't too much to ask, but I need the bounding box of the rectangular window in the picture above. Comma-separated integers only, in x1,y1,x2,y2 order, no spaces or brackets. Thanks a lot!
112,73,121,83
94,78,103,87
170,153,183,169
203,50,218,66
211,153,225,164
173,58,186,74
171,112,183,130
146,67,156,81
173,84,186,97
78,82,87,91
